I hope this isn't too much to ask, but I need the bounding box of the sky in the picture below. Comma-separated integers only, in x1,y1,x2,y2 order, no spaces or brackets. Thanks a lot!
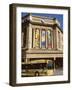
22,12,63,30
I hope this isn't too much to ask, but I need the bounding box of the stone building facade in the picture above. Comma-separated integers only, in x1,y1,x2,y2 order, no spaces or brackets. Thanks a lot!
21,13,63,70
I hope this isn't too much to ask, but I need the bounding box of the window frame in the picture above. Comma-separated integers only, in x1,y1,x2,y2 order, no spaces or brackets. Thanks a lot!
32,28,53,49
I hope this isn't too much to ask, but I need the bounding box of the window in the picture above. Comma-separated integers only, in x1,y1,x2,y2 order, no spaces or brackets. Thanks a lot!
35,29,40,48
32,28,53,49
41,30,46,48
47,30,52,49
58,31,60,48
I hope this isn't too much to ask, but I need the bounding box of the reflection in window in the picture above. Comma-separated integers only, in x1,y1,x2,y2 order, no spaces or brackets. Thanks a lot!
41,30,46,48
32,28,53,49
47,60,54,69
35,29,40,48
47,30,52,49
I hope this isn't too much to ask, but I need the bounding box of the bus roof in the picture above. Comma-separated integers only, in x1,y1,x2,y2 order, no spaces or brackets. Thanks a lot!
22,59,49,64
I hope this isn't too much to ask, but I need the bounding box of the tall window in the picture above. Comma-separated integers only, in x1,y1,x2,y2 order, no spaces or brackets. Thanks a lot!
47,30,52,49
41,30,46,48
35,29,40,48
58,31,60,48
22,27,27,48
32,28,53,49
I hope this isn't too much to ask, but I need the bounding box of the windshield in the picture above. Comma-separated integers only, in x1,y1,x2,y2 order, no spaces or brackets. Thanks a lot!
47,61,54,69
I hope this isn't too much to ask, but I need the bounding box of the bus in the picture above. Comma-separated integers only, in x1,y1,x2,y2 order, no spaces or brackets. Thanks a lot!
21,59,54,77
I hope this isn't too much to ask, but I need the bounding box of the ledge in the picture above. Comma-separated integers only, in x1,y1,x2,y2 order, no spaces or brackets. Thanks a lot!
23,49,63,54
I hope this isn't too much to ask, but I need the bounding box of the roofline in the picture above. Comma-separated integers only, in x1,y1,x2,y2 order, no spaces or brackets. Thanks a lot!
57,25,63,33
22,13,63,33
22,20,63,33
22,13,56,21
31,14,54,20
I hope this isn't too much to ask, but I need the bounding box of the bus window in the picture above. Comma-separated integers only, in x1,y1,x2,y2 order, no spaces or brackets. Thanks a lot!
47,61,54,69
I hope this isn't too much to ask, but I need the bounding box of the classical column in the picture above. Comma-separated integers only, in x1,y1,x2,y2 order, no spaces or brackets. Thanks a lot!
27,23,32,49
53,25,57,50
46,30,47,48
25,58,27,63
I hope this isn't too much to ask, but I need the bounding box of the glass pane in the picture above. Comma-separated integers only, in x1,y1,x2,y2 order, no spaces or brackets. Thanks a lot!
41,30,46,48
47,30,52,49
35,29,40,48
47,61,54,69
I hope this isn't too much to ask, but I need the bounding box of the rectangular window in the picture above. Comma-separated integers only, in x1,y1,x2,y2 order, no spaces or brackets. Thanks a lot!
58,31,60,48
32,28,53,49
23,27,27,48
35,29,40,48
41,30,46,48
47,30,52,49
